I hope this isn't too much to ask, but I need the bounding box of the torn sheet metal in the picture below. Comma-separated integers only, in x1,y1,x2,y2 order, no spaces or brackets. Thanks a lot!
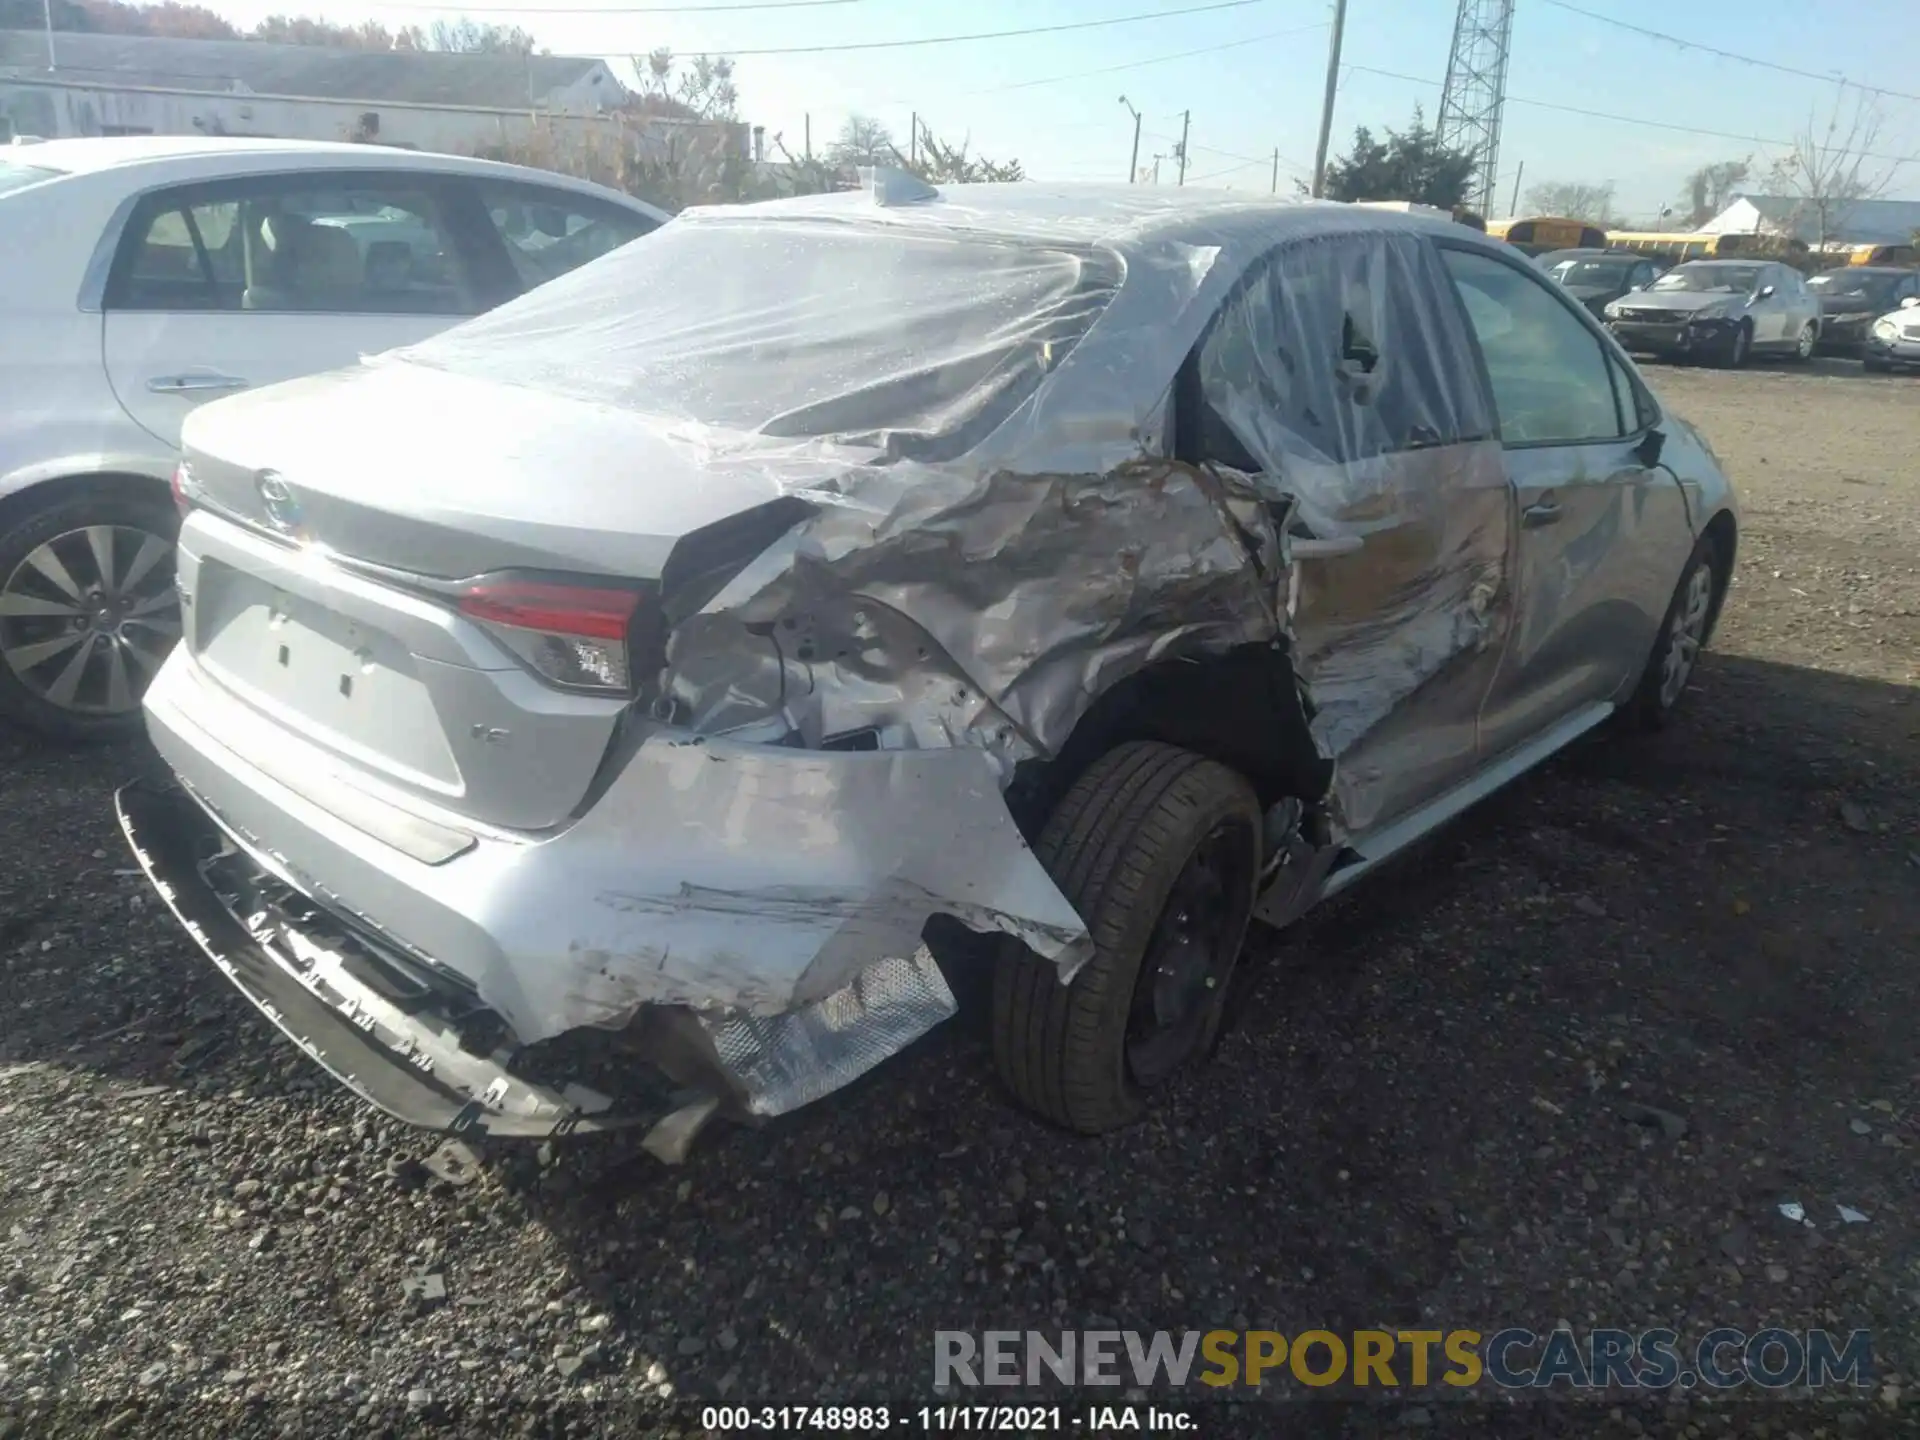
697,947,957,1117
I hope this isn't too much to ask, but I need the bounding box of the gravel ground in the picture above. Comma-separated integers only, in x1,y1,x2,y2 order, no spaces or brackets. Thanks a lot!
2,360,1917,1439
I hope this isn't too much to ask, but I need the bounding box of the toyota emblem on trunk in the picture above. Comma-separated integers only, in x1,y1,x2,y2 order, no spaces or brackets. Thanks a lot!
256,471,302,536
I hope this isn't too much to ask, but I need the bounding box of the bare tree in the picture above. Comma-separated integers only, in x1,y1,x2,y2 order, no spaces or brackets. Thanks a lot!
1679,158,1751,226
1768,89,1895,249
826,114,898,168
907,122,1024,184
631,48,738,120
426,17,536,55
1523,179,1618,224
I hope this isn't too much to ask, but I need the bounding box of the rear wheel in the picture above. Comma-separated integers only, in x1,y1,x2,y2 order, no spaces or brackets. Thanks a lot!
992,742,1261,1134
0,485,181,743
1791,322,1817,362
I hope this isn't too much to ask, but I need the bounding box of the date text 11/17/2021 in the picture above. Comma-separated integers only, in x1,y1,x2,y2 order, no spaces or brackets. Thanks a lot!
700,1406,1197,1432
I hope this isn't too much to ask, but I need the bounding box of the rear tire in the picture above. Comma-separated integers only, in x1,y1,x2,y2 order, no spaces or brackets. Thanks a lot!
992,742,1261,1134
1622,534,1722,731
1791,322,1817,363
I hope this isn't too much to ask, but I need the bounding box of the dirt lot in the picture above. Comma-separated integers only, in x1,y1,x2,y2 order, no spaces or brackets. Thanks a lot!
2,361,1917,1438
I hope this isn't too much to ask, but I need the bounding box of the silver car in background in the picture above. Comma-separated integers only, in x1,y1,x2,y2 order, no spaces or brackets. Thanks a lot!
120,176,1739,1159
1604,259,1821,367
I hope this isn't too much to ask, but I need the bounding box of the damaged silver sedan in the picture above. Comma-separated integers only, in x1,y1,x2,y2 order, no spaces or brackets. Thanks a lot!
121,172,1738,1157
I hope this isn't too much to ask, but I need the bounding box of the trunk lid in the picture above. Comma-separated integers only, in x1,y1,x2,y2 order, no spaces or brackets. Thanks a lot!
173,362,836,834
179,362,813,580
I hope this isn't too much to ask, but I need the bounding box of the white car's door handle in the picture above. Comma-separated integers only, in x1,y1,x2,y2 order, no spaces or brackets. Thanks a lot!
147,373,249,395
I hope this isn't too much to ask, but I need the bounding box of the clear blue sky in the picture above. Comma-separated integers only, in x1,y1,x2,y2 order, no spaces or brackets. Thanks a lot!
203,0,1920,217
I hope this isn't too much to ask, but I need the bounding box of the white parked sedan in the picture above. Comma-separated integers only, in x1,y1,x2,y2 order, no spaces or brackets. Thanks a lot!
0,136,667,740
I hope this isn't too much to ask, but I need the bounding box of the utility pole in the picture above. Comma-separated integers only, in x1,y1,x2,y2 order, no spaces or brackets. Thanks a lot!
1119,95,1142,184
909,111,918,168
804,113,811,161
1507,159,1524,218
1271,147,1280,193
1310,0,1349,198
1175,109,1190,185
43,0,57,70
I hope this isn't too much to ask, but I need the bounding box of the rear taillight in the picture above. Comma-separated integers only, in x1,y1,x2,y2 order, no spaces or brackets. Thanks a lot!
171,460,193,516
457,576,645,694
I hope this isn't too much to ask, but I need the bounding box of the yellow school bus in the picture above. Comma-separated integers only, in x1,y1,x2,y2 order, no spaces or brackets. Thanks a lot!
1485,216,1608,255
1609,231,1809,263
1843,243,1918,267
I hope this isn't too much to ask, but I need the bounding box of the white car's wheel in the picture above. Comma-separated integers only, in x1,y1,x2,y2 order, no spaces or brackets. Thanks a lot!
0,484,181,742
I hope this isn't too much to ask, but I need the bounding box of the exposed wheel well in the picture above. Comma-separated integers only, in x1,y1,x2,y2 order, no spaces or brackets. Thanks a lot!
1003,642,1333,841
0,471,171,533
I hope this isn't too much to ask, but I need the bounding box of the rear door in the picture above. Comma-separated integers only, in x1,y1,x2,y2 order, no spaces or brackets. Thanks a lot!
1436,244,1694,758
1181,231,1511,834
100,169,497,451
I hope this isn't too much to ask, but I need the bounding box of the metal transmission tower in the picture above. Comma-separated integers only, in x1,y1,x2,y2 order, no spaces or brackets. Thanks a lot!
1435,0,1516,216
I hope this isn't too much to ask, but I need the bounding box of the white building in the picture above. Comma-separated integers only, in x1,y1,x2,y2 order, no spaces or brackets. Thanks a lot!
2,29,634,154
1697,193,1920,247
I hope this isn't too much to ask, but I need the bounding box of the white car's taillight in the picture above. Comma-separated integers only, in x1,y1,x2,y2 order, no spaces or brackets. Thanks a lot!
457,576,645,694
171,459,194,516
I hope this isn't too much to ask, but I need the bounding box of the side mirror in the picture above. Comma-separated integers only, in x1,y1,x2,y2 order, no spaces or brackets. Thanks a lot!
1629,282,1645,292
1757,284,1777,299
1634,428,1666,470
1901,295,1920,309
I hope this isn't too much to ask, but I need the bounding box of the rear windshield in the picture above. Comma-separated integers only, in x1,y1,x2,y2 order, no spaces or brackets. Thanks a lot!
1652,264,1759,294
0,160,62,197
389,217,1123,459
1550,258,1636,285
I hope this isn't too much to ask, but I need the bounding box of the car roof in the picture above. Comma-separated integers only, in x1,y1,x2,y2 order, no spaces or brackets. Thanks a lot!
7,136,668,218
1815,265,1912,278
689,178,1472,254
14,135,436,173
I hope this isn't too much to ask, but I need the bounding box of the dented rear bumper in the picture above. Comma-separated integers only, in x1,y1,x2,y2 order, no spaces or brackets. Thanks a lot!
128,648,1090,1135
116,778,664,1139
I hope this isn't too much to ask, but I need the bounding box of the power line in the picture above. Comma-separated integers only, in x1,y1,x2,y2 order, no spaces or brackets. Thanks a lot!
369,0,856,12
1184,160,1265,185
624,0,1279,58
1345,63,1920,168
970,20,1325,97
1537,0,1920,108
1188,138,1310,174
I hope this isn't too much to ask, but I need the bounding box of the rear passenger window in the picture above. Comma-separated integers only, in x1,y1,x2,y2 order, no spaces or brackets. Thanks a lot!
474,183,657,292
120,201,239,309
108,177,478,316
1439,247,1625,445
1189,233,1492,473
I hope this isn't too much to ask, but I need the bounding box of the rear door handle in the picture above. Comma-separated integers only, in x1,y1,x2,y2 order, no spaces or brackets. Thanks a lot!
1288,534,1366,559
147,373,249,395
1522,500,1563,528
